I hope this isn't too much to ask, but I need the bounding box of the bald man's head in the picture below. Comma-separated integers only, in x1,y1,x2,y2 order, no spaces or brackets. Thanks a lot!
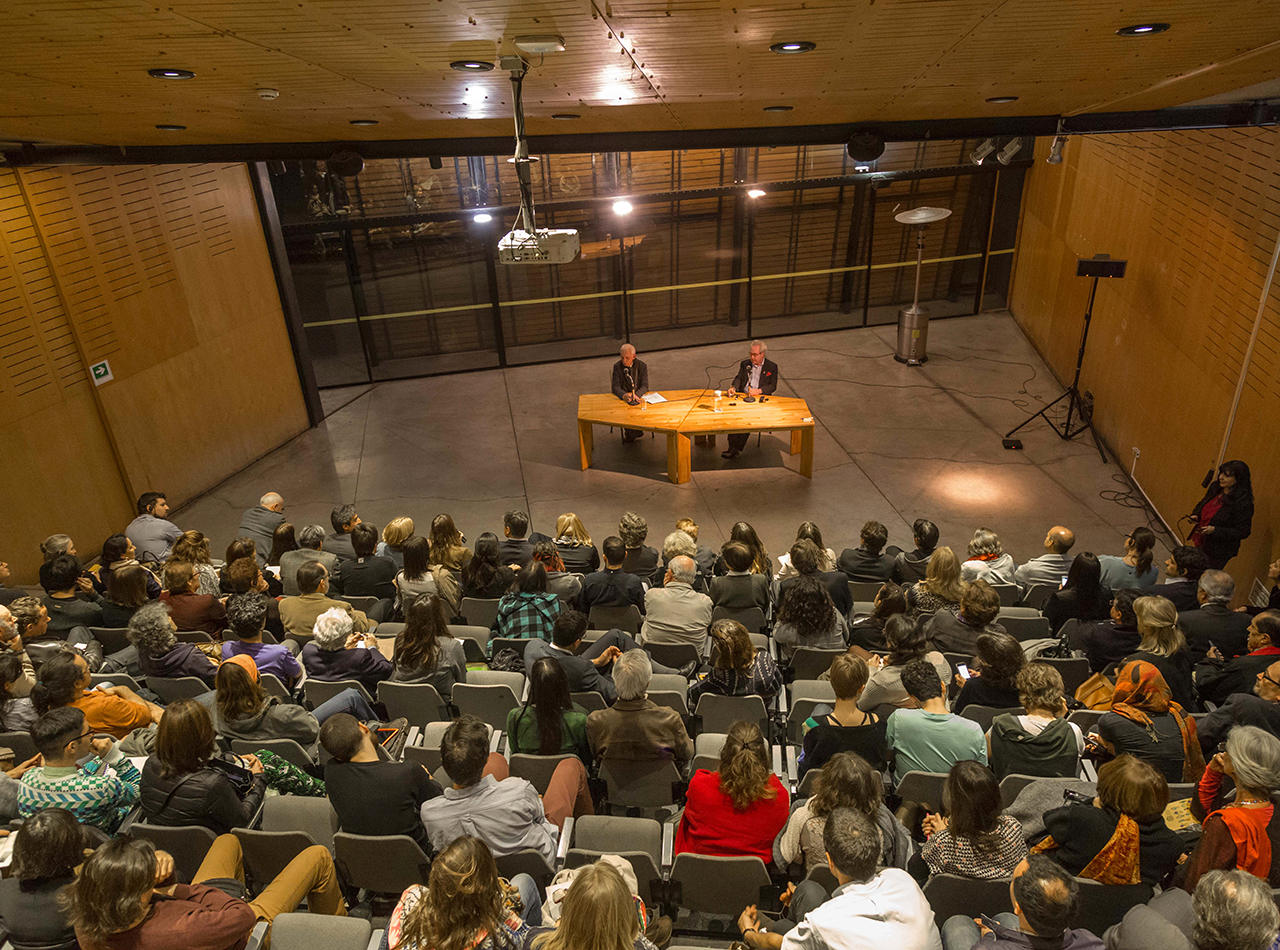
260,492,284,512
1046,526,1075,555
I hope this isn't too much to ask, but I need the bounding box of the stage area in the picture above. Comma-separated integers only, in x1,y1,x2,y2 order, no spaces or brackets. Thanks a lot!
176,311,1169,570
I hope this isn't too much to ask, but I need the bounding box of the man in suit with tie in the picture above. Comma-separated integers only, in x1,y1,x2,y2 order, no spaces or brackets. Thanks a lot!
611,343,649,444
723,339,778,460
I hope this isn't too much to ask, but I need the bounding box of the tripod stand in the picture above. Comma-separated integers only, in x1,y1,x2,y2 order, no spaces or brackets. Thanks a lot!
1005,274,1108,462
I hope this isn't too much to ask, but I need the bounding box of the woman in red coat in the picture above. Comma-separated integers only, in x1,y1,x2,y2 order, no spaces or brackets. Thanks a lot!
674,720,789,864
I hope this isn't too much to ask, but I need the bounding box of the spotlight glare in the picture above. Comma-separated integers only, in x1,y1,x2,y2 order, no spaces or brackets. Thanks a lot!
148,67,195,80
769,40,817,54
969,138,996,164
747,188,766,198
1046,135,1067,165
450,60,495,71
1116,22,1170,35
473,212,493,223
612,199,633,215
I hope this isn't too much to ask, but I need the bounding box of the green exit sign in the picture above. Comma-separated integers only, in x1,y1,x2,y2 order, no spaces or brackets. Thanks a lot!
90,359,114,386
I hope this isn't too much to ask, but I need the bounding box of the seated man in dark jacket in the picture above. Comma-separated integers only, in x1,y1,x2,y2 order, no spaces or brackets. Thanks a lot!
1178,570,1251,662
1136,545,1208,613
1196,656,1280,755
579,537,646,614
1076,588,1143,673
339,523,398,602
1195,610,1280,707
299,606,392,697
837,521,896,583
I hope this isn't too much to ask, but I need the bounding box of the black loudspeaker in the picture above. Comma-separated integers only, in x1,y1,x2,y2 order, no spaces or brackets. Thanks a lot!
326,149,364,178
429,155,443,169
1076,256,1127,279
846,132,886,162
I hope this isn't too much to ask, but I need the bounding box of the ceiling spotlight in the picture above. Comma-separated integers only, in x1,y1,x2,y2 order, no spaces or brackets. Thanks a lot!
612,199,633,215
473,212,493,223
985,95,1019,104
551,113,581,120
450,60,495,71
148,68,195,80
747,188,766,198
1046,134,1067,165
770,41,816,54
763,105,794,113
970,138,996,164
155,124,186,131
349,119,379,126
997,138,1023,164
1116,22,1170,35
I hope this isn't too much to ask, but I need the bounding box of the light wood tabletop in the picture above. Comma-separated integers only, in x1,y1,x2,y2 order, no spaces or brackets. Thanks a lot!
577,388,814,484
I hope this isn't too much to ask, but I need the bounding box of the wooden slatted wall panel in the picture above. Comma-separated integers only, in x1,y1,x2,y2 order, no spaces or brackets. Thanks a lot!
1010,128,1280,599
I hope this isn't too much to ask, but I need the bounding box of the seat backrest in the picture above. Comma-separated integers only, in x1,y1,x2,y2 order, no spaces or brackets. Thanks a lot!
304,678,373,706
711,606,765,633
376,622,406,639
448,624,490,663
334,833,430,895
797,766,822,798
88,626,132,654
261,794,340,849
647,690,689,717
467,669,525,694
649,673,687,693
572,814,662,863
923,873,1014,928
130,823,217,882
460,598,501,629
147,676,212,703
570,691,609,712
174,630,214,644
509,753,578,794
489,637,530,660
670,853,771,914
588,604,642,634
787,681,836,742
599,758,683,808
452,683,520,730
1021,585,1054,610
644,641,701,670
494,848,556,888
1067,709,1104,734
1039,657,1092,697
1070,879,1153,934
233,828,323,891
565,849,664,904
990,584,1021,607
269,912,373,950
847,581,885,602
377,681,449,726
343,596,379,612
695,693,767,736
0,731,38,761
90,672,143,693
959,705,1024,733
230,738,314,769
998,614,1052,641
998,773,1042,808
894,771,950,810
261,673,292,701
789,648,843,681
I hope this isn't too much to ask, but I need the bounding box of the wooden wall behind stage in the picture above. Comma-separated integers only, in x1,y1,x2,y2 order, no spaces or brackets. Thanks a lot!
1010,128,1280,598
0,163,308,584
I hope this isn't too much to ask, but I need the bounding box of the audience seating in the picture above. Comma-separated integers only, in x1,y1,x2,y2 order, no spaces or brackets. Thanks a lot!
448,624,490,663
489,637,532,659
1067,709,1104,734
650,673,689,693
495,841,568,893
648,689,690,719
1072,880,1154,934
789,647,842,681
268,914,381,950
1020,585,1054,610
564,815,664,904
377,680,450,726
693,732,727,773
260,672,293,701
787,681,835,743
588,604,642,634
851,600,875,617
453,681,521,731
991,583,1021,607
175,630,214,644
1039,656,1092,697
509,753,579,794
694,694,769,738
231,738,314,769
667,853,771,915
233,797,339,890
460,597,500,629
130,822,217,882
959,705,1024,733
305,678,375,707
570,690,609,712
996,611,1052,642
90,671,144,693
998,773,1043,808
645,641,701,671
341,595,381,614
895,771,950,811
711,605,766,633
0,731,38,762
88,626,131,654
923,874,1014,928
147,675,213,703
847,581,884,601
333,833,431,897
598,758,684,811
796,766,821,798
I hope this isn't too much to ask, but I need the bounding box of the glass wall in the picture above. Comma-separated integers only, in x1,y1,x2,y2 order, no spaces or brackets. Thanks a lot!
267,140,1025,388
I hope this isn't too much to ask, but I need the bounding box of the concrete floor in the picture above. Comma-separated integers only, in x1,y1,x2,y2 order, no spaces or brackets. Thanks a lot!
175,310,1168,573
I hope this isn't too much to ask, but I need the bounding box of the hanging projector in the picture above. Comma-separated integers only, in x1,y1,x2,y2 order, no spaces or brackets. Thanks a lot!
497,54,580,265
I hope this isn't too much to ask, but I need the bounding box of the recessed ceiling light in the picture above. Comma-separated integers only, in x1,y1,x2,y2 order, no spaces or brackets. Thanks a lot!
763,105,794,113
747,188,766,198
770,41,816,54
450,60,495,71
612,199,633,215
986,95,1019,104
1116,22,1170,35
551,113,581,120
473,212,493,223
155,124,186,131
349,119,379,126
148,68,195,80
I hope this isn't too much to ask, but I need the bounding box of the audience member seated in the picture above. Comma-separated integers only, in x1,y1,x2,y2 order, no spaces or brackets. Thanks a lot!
421,715,592,861
279,560,370,642
553,512,600,574
847,581,907,651
320,712,442,853
340,522,398,602
988,663,1082,779
1034,754,1183,886
714,521,772,577
1196,610,1280,707
32,650,162,737
428,513,473,572
580,536,646,614
506,657,592,763
906,546,964,616
220,538,282,597
781,538,853,618
927,579,1008,656
961,527,1019,588
270,517,298,563
1099,526,1159,590
38,533,78,586
19,707,140,833
42,554,106,631
0,559,23,607
102,563,153,627
587,650,694,768
1078,588,1143,673
221,590,301,685
385,836,542,950
886,659,987,783
126,490,182,563
1043,553,1114,636
711,541,772,612
214,656,324,760
1184,725,1280,891
234,490,284,563
525,859,656,950
1107,868,1279,950
639,556,712,656
158,561,227,637
676,516,719,578
736,806,941,950
1092,660,1204,784
491,562,564,643
280,523,342,596
1124,596,1197,711
92,532,162,598
1242,558,1280,617
781,751,912,874
377,515,414,569
10,595,105,671
1180,570,1251,662
0,807,82,949
919,759,1028,882
461,531,517,600
774,576,847,661
619,511,662,584
0,654,37,733
689,619,783,705
799,654,887,776
1137,546,1208,613
396,535,461,620
775,521,838,581
139,698,268,832
951,631,1025,714
301,607,393,696
166,529,221,596
1015,526,1077,591
324,503,361,561
533,540,583,605
661,528,707,592
499,509,541,570
940,856,1102,950
391,593,466,699
859,615,952,713
894,519,941,586
129,600,219,687
1196,656,1280,755
223,555,287,639
675,721,789,863
66,832,345,948
0,604,35,694
838,520,896,583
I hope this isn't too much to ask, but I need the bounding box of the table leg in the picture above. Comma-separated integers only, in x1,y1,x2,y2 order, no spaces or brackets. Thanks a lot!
789,429,803,455
667,432,692,484
799,427,814,479
578,420,594,471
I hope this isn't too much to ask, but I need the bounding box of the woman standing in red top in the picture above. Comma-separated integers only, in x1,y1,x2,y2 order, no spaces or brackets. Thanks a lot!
674,720,789,864
1190,459,1254,570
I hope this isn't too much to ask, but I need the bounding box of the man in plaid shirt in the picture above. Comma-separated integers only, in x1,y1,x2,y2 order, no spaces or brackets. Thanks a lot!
19,707,140,833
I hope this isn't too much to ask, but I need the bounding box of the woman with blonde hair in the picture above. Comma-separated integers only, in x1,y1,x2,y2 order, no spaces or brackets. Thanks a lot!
378,516,415,569
554,512,600,574
167,529,220,596
530,860,654,950
688,619,783,704
675,720,789,864
1125,595,1196,710
906,546,964,615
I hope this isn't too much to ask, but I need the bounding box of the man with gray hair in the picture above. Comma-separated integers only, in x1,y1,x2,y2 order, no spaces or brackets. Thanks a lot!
1196,609,1280,706
586,648,694,768
640,555,713,658
611,343,649,444
279,524,342,596
1180,569,1251,662
299,606,391,697
1104,869,1279,950
236,491,285,566
723,339,778,460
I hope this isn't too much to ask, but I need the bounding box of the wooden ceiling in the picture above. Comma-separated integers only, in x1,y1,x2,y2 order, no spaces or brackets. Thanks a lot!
2,0,1278,148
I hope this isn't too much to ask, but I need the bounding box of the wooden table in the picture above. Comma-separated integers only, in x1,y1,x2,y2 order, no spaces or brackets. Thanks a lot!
577,388,814,484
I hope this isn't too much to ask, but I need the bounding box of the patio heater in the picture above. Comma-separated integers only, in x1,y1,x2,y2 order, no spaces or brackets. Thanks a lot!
892,206,952,365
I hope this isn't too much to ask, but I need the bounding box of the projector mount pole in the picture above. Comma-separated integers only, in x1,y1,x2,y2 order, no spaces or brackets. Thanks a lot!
506,59,537,234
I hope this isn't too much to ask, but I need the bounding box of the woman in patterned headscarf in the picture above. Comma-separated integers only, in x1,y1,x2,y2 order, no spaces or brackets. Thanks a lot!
1092,659,1205,784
